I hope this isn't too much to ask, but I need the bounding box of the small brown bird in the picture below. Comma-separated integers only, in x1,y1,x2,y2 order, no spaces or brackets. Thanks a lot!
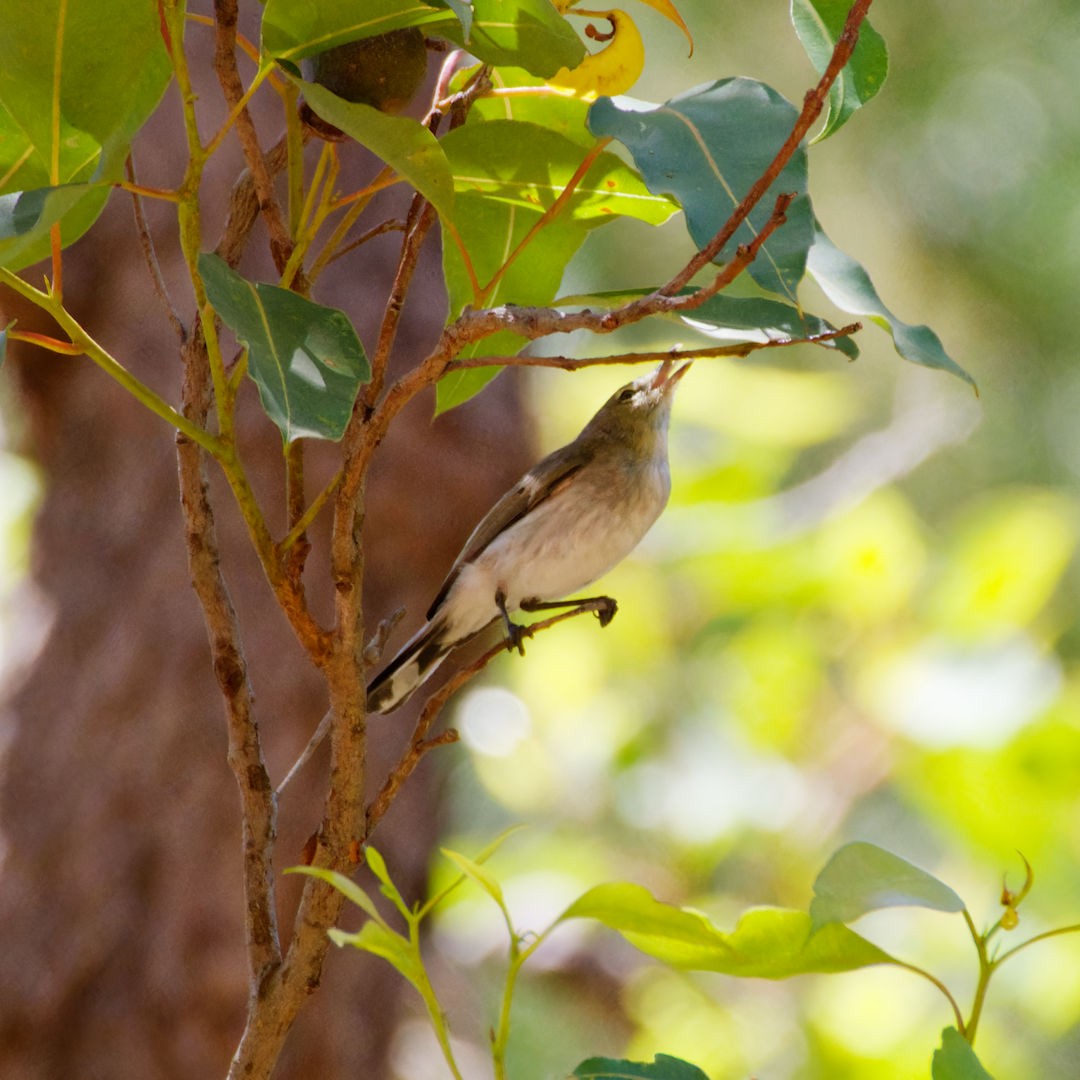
366,360,690,714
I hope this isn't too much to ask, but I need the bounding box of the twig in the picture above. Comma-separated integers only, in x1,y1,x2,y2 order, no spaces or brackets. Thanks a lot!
364,598,617,838
212,0,297,278
663,0,875,296
176,318,283,1003
445,323,861,372
126,153,186,342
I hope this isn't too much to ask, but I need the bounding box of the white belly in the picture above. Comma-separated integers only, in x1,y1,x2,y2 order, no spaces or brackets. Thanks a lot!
439,458,670,641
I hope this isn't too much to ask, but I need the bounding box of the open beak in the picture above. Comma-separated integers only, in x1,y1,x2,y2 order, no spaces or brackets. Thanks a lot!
650,359,693,392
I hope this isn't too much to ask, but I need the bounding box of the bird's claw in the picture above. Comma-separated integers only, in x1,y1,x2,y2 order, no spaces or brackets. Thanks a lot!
504,620,527,656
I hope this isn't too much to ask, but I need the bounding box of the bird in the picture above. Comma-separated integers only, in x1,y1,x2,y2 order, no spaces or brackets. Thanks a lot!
366,359,690,715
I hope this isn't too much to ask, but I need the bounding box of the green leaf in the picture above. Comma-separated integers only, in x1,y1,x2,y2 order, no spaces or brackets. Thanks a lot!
331,919,428,992
364,844,411,920
437,121,675,412
262,0,449,62
469,65,593,146
198,253,370,443
292,79,455,225
791,0,888,141
589,80,815,303
806,223,975,386
573,1053,710,1080
932,1027,997,1080
561,882,895,977
429,0,472,38
0,0,171,269
559,288,860,359
439,0,584,78
286,865,386,925
0,321,9,367
810,842,966,930
441,847,507,909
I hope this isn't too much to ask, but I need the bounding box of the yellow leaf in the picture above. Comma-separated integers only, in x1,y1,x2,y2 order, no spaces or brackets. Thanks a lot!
632,0,693,54
555,0,693,55
547,9,645,102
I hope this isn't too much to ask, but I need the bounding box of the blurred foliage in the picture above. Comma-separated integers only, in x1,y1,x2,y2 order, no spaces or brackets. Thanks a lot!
406,2,1080,1077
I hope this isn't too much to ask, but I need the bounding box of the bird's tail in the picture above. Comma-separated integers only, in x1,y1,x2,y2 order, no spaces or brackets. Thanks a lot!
366,618,452,715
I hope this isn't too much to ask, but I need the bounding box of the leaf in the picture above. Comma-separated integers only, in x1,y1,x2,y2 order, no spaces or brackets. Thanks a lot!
364,844,411,919
0,0,171,269
806,223,975,386
440,0,585,77
547,9,646,101
292,78,455,225
559,287,859,359
573,1053,710,1080
437,120,676,412
286,865,386,924
561,882,895,977
429,0,473,38
0,321,9,367
441,847,508,910
932,1027,997,1080
791,0,888,141
633,0,693,54
810,842,966,930
261,0,449,62
198,253,370,443
590,80,815,303
330,920,428,993
471,65,594,146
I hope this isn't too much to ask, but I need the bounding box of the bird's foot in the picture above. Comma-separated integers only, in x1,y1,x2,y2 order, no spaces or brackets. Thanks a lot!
592,596,617,628
496,588,528,656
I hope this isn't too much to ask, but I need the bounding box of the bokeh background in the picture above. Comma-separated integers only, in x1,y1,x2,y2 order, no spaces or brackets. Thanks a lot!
417,2,1080,1078
1,1,1078,1078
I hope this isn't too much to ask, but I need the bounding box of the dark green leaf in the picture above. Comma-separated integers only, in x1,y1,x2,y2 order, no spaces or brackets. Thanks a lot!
932,1028,997,1080
199,253,370,443
294,78,455,225
559,288,859,359
810,842,966,930
806,223,975,386
262,0,448,61
573,1053,710,1080
429,0,472,38
439,0,584,77
0,0,171,269
791,0,888,141
561,883,895,977
589,80,814,303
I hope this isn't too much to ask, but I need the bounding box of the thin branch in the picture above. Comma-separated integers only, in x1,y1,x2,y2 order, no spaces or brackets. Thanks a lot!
364,598,618,838
126,153,186,342
445,324,861,372
177,318,283,999
212,0,296,277
663,0,875,296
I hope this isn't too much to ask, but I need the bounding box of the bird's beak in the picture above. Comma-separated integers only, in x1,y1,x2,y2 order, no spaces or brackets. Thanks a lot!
651,360,693,392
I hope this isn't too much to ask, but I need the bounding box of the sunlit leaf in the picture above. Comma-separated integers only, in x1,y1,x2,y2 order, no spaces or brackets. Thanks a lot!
791,0,888,141
806,222,974,386
573,1054,710,1080
0,0,171,269
590,80,814,302
199,253,370,443
562,882,895,976
810,842,965,930
292,79,455,225
286,865,385,924
330,920,427,992
441,847,507,909
932,1027,997,1080
437,120,676,412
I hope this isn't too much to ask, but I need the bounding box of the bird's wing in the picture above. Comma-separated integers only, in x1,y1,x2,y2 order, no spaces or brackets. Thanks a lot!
426,445,584,619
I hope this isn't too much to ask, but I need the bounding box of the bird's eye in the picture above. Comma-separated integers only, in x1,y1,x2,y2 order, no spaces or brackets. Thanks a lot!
617,387,635,403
